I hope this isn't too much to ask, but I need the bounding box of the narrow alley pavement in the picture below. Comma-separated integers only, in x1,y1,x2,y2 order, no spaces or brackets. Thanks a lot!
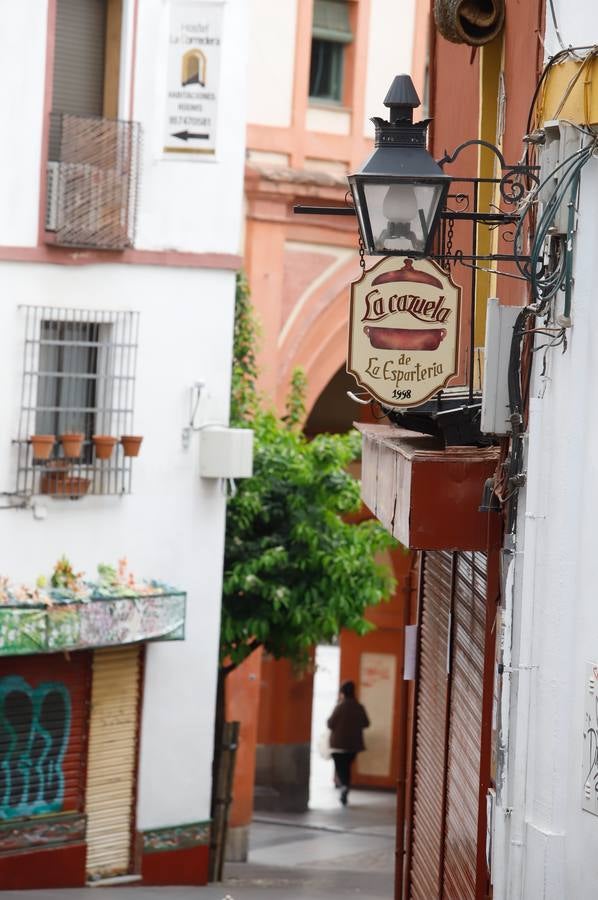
1,790,395,900
3,646,396,899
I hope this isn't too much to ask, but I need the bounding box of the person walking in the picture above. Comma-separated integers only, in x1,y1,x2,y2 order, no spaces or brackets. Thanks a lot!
327,680,370,806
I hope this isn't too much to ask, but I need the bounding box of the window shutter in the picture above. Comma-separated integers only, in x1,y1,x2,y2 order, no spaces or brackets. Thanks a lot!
312,0,353,43
85,646,141,879
52,0,107,117
0,652,91,820
442,552,488,900
408,550,452,900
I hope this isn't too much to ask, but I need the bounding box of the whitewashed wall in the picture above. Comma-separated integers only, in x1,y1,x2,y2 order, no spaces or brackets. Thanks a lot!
0,0,247,255
246,0,298,128
364,0,416,136
0,0,246,833
134,0,247,253
496,159,598,900
0,262,235,828
246,0,416,141
543,0,598,57
494,6,598,896
0,1,47,247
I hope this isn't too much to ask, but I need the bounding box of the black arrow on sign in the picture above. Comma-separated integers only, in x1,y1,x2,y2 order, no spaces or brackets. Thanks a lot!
171,130,210,141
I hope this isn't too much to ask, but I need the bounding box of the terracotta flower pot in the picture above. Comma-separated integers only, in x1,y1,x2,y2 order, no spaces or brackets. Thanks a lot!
60,433,85,459
30,435,55,460
40,474,90,498
120,435,143,458
93,435,117,460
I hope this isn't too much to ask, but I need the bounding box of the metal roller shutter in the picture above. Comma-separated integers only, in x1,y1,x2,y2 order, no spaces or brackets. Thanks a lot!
50,0,107,162
408,551,453,900
85,645,141,879
0,652,90,821
442,552,488,900
52,0,107,117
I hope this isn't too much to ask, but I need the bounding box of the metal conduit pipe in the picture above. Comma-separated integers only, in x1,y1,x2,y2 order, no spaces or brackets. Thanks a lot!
434,0,505,46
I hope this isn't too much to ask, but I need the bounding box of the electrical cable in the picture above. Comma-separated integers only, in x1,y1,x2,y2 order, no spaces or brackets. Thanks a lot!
523,44,598,172
547,0,567,53
499,45,598,520
514,140,595,308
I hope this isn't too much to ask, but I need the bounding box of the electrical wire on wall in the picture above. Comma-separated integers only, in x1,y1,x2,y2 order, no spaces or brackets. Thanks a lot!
492,46,598,526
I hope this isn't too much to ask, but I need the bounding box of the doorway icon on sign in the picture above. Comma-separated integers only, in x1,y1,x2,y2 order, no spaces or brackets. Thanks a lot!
182,49,206,87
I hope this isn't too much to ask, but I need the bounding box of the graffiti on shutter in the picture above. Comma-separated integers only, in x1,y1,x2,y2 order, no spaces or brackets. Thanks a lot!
0,652,90,822
0,678,70,818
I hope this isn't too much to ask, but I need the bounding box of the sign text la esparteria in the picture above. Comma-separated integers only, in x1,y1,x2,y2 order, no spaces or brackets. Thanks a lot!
347,257,461,408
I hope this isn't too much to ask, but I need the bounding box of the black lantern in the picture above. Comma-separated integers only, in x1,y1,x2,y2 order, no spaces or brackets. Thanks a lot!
348,75,451,257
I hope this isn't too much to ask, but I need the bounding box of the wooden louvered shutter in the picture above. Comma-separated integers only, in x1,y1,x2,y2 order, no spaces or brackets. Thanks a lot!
442,552,488,900
408,551,453,900
0,652,90,821
85,646,141,879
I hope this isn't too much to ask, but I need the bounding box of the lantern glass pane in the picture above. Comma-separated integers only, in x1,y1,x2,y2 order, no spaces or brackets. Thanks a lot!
363,182,444,254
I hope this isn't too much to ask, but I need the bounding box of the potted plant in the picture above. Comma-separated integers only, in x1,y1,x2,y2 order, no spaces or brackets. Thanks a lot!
30,434,55,460
93,435,117,460
60,432,84,458
120,435,143,457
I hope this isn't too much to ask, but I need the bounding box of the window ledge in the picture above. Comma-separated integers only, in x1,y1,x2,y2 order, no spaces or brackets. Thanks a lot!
308,98,352,113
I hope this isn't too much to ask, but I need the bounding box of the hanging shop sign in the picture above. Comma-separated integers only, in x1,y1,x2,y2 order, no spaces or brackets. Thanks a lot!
347,257,461,408
163,1,223,156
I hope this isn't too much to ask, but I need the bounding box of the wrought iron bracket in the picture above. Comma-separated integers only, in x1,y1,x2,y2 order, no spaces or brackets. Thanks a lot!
293,138,539,257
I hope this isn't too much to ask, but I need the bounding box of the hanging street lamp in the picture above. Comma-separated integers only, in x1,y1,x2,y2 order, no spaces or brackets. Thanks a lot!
347,75,451,257
293,73,540,445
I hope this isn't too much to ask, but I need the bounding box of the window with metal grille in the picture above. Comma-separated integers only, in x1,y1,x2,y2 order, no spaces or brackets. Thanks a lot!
309,0,352,103
15,306,140,498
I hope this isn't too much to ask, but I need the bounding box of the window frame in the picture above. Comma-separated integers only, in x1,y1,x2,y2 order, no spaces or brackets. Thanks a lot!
15,306,140,498
309,37,346,105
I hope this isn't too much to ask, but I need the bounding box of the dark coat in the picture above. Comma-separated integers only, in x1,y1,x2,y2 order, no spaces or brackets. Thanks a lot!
327,697,370,753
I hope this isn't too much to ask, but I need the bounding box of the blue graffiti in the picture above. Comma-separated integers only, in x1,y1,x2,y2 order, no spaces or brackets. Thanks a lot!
0,677,71,819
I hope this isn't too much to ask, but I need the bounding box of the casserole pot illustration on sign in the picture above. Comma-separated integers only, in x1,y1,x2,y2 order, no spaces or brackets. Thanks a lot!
363,325,447,351
371,258,443,288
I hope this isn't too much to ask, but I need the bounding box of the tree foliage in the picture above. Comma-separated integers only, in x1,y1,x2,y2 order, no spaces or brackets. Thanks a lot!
221,274,395,671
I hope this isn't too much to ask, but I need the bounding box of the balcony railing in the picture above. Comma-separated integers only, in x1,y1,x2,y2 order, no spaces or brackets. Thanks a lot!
46,113,141,251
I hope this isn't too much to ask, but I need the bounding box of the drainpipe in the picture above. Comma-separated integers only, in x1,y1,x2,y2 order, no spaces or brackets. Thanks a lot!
503,395,545,899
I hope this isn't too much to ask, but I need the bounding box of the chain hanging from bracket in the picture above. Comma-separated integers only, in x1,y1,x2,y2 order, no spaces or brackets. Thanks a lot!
445,217,455,269
358,234,367,272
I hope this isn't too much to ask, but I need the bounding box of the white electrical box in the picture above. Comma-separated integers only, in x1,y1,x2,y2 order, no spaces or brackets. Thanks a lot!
481,298,522,435
199,427,254,479
539,121,582,235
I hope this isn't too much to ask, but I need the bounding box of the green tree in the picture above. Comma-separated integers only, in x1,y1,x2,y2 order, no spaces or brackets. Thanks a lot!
221,275,395,674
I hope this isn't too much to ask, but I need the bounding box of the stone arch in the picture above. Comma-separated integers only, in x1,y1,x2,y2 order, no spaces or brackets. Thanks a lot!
276,255,361,415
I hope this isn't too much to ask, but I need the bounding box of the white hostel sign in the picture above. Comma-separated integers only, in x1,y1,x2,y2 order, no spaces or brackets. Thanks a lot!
347,257,461,408
164,1,223,156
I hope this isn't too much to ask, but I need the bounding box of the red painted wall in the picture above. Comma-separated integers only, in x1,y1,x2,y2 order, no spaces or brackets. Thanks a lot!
257,655,314,746
340,547,416,789
226,647,263,830
0,844,86,889
141,844,209,886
